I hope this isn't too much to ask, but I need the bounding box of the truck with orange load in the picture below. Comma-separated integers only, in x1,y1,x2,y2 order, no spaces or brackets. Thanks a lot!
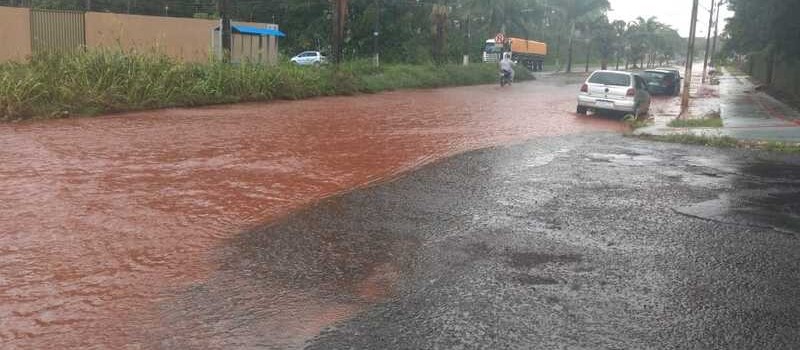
483,37,547,71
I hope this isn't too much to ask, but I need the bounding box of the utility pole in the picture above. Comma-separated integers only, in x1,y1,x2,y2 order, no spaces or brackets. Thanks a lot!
681,0,700,115
219,0,232,62
331,0,348,64
701,0,715,83
566,21,575,73
463,13,470,66
373,0,380,67
709,0,723,68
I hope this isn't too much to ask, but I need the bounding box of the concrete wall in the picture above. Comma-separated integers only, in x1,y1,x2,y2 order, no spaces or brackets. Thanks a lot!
85,12,217,62
0,6,32,62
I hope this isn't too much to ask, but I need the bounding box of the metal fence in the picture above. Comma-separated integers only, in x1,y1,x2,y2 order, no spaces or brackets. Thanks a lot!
30,9,85,54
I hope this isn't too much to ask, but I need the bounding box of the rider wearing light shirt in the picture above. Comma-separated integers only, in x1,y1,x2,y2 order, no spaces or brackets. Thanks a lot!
499,52,514,82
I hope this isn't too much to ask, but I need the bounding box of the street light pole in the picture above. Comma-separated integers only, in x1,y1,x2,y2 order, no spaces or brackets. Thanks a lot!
681,0,700,115
701,0,715,83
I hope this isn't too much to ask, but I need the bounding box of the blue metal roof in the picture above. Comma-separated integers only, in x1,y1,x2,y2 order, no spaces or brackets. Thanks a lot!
232,25,286,37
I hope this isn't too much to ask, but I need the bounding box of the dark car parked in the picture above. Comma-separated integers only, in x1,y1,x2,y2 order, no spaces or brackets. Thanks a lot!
643,69,681,96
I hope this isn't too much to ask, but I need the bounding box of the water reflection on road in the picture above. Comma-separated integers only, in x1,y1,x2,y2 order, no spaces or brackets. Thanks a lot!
0,76,625,348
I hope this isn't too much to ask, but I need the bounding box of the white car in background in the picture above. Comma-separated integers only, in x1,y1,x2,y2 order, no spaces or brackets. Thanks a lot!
577,70,651,117
290,51,327,66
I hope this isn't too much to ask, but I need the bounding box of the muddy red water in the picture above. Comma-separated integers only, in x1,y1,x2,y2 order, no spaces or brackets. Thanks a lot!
0,75,626,349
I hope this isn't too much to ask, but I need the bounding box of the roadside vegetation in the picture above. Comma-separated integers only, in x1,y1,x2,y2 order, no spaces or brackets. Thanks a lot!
667,112,723,128
622,114,652,129
0,51,532,121
636,133,800,154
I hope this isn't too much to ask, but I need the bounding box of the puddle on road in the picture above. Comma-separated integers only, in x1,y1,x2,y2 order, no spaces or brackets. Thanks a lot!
133,197,423,348
675,191,800,235
0,80,625,348
675,161,800,235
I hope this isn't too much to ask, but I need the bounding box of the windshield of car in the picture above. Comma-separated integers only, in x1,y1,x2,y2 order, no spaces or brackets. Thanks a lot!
484,43,502,53
588,72,631,87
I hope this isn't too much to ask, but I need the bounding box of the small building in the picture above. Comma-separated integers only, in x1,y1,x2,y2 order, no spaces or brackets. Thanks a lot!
213,24,286,65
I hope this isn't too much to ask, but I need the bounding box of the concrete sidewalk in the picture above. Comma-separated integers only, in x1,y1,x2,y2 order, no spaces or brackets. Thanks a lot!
636,67,800,143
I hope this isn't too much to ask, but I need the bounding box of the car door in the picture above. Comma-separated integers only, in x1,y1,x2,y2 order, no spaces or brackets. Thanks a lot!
299,52,311,64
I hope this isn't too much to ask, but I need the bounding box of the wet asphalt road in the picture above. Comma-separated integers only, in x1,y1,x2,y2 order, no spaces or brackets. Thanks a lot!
211,133,800,349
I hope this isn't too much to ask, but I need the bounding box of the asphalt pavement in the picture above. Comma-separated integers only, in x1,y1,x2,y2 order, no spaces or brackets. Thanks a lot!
219,132,800,349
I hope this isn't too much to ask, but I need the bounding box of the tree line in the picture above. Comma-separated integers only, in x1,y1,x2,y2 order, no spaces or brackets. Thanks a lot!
723,0,800,83
5,0,684,70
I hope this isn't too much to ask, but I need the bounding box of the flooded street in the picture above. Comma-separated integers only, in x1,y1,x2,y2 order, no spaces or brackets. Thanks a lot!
0,75,626,348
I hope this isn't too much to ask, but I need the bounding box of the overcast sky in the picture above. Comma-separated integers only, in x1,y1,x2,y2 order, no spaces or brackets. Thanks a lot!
607,0,734,37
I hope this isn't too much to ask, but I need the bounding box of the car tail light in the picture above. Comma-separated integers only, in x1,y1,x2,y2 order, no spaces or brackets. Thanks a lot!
626,88,636,97
580,84,588,93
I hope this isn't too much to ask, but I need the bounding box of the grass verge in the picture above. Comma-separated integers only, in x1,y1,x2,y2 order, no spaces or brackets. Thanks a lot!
622,114,652,129
634,133,800,154
667,117,723,128
0,51,533,121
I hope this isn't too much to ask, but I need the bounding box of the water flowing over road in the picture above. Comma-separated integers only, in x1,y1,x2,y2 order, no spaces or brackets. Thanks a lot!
0,74,633,349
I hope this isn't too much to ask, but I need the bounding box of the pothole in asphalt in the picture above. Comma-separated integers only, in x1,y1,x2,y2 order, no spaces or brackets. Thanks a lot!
586,153,661,166
504,251,582,269
463,241,493,258
513,274,559,286
675,190,800,235
526,148,571,168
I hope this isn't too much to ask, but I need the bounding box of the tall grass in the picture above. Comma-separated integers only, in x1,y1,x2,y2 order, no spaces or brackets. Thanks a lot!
0,51,532,121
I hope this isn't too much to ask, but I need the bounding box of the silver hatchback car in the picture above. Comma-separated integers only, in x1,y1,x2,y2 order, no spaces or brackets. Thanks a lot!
577,70,651,117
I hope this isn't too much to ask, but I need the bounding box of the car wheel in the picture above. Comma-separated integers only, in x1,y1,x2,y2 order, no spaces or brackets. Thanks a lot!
577,106,588,115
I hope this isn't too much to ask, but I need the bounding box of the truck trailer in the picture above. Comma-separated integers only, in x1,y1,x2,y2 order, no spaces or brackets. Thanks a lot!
483,37,547,71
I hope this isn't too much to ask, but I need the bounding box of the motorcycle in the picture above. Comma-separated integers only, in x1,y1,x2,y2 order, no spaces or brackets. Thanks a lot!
500,70,513,87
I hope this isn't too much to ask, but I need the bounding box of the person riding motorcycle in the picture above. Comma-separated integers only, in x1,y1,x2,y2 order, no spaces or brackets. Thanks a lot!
499,52,514,84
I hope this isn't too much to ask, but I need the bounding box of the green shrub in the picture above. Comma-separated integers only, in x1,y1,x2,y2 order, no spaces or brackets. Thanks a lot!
0,50,535,121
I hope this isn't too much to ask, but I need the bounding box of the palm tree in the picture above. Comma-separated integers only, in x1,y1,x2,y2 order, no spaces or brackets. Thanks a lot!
556,0,610,73
633,16,661,68
611,20,627,70
464,0,544,36
431,3,449,63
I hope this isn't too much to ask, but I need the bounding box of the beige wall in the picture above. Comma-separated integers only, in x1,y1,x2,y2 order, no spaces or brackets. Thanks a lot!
85,12,217,62
0,9,280,64
0,6,32,62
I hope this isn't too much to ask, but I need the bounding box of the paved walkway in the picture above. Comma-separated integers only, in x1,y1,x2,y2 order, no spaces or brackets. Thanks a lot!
636,67,800,143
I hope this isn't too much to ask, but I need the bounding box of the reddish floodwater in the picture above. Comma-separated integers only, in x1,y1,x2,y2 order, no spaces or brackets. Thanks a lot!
0,76,625,349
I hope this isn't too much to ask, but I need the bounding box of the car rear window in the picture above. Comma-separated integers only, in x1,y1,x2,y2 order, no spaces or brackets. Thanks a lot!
588,72,631,87
644,71,669,80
